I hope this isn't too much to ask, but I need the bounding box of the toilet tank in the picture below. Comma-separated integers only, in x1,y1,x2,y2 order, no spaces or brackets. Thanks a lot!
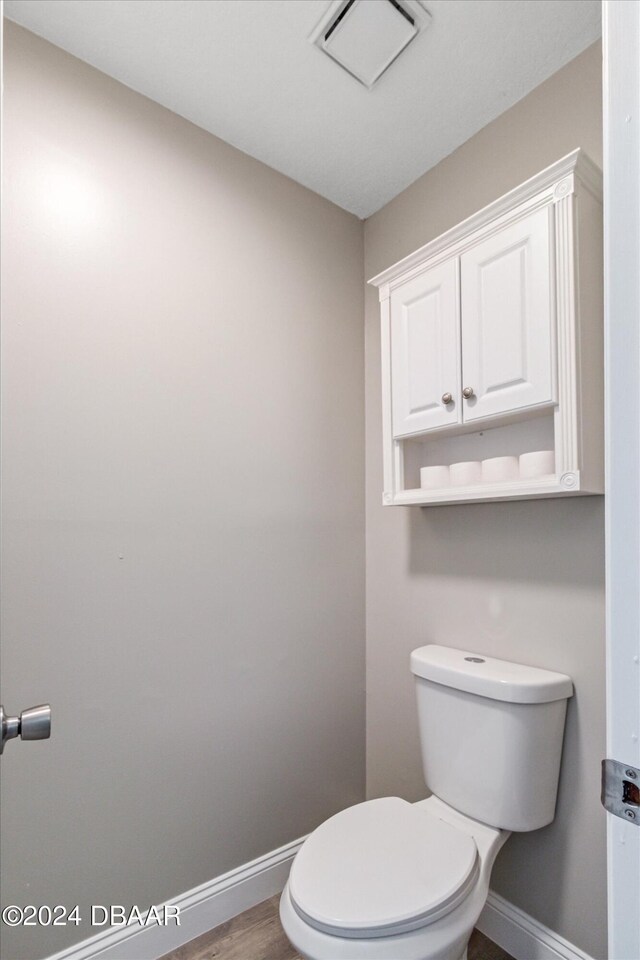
411,645,573,832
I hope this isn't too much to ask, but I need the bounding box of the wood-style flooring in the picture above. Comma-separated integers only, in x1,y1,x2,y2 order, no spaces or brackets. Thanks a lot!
159,895,515,960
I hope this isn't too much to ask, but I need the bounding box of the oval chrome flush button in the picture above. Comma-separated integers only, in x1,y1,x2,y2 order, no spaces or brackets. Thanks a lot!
464,656,485,663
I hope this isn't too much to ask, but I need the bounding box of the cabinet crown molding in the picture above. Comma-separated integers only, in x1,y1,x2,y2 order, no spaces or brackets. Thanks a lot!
368,149,601,293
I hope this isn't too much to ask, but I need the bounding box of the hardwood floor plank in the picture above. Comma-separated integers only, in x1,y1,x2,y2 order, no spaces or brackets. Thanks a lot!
468,928,515,960
159,895,514,960
159,896,301,960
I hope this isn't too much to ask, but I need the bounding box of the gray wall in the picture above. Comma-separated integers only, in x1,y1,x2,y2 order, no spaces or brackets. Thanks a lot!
1,23,365,960
364,43,606,959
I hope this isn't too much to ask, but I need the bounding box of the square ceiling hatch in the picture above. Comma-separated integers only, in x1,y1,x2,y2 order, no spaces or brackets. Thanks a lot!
309,0,432,89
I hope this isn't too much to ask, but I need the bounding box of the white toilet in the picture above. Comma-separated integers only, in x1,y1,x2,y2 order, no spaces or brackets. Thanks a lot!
280,644,573,960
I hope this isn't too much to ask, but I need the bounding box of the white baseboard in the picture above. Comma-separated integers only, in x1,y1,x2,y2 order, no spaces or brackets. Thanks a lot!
45,836,306,960
45,847,594,960
477,890,595,960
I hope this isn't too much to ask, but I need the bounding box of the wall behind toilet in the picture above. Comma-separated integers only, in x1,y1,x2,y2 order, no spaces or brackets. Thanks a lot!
363,43,606,960
1,22,365,960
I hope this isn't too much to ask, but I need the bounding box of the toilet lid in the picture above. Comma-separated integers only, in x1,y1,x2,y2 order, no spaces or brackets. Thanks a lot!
289,797,479,939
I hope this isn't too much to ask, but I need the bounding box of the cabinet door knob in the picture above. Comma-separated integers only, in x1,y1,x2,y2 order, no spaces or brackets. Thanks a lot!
462,386,475,399
441,392,453,405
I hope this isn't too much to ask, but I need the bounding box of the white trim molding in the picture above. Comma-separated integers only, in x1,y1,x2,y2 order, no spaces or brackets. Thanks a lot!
44,836,306,960
477,891,595,960
603,2,640,958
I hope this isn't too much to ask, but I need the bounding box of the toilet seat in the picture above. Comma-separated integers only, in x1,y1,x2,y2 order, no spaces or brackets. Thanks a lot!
289,797,479,939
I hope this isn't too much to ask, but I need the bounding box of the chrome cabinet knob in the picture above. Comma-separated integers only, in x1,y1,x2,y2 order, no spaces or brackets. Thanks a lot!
1,704,51,754
441,392,453,405
462,386,475,399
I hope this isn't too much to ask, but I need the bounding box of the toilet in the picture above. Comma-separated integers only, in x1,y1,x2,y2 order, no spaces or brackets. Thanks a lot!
280,644,573,960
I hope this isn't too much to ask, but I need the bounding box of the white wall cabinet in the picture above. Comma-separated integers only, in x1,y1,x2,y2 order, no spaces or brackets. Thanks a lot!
370,150,603,505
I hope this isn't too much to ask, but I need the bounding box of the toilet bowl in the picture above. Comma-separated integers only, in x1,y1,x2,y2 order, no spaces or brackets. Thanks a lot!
280,795,509,960
280,645,573,960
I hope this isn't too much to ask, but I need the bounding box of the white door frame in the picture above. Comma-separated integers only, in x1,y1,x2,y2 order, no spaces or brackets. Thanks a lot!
603,1,640,957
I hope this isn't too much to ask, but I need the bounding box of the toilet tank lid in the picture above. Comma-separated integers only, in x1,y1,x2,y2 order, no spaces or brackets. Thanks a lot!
410,645,573,703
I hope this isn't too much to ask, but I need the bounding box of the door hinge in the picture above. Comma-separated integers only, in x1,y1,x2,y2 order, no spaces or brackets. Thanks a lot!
602,758,640,823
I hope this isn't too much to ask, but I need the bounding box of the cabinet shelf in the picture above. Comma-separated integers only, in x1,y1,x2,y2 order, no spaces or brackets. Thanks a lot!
370,149,603,507
395,477,571,507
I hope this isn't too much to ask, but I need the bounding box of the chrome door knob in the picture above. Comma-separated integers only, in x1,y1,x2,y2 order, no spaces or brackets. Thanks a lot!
20,705,52,742
462,386,475,399
441,392,453,405
0,704,51,754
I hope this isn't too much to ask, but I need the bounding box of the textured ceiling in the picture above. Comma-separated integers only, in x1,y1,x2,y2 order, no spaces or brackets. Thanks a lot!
4,0,601,218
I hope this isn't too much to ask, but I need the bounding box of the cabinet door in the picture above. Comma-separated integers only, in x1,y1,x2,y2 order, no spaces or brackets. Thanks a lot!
460,206,555,423
390,258,460,437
